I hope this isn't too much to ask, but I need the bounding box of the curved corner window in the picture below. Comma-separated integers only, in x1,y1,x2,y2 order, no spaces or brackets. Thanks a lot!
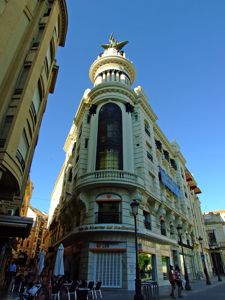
96,103,123,170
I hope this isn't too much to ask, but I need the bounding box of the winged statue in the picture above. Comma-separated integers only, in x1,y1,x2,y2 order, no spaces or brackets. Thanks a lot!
101,33,128,51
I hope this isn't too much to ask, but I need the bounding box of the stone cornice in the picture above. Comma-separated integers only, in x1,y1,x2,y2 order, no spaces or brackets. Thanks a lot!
87,83,136,104
89,55,136,84
58,0,68,46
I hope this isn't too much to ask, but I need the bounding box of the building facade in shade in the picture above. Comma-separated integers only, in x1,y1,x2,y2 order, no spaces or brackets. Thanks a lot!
0,0,67,217
204,210,225,275
0,0,67,286
48,36,211,289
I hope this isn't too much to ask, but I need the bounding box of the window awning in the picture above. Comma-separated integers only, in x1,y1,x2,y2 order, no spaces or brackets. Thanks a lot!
0,215,33,238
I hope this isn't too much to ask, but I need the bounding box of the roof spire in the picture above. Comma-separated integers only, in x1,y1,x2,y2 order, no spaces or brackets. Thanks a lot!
101,33,128,51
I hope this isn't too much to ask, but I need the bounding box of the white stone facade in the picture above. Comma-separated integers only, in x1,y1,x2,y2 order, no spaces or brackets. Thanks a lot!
204,211,225,275
48,38,211,289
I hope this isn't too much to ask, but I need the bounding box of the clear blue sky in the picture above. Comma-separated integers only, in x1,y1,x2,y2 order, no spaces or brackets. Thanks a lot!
30,0,225,213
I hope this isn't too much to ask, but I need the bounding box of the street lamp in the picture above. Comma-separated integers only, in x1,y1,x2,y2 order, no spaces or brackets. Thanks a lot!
176,224,192,290
198,237,211,285
130,199,143,300
211,245,222,282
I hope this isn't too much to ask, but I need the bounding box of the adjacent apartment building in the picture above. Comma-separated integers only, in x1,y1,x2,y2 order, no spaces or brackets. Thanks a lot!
17,206,48,260
204,210,225,275
0,0,68,284
48,36,211,289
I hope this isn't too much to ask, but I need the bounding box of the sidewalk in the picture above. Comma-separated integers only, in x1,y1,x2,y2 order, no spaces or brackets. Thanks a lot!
0,277,224,300
102,277,225,300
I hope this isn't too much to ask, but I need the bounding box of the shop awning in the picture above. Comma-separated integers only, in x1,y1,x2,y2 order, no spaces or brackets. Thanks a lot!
0,215,33,238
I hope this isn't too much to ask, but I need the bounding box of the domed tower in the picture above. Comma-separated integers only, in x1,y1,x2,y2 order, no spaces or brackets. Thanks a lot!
87,34,137,175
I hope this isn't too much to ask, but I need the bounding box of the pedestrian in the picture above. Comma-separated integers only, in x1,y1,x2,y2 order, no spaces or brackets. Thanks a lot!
8,260,17,284
174,265,183,298
169,265,176,298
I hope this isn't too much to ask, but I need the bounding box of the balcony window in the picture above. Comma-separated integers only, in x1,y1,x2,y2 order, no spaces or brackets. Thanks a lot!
160,219,167,236
144,120,151,137
163,150,170,162
17,130,29,170
170,159,177,170
95,202,121,224
147,151,153,162
96,103,123,170
143,211,151,230
155,139,162,152
207,230,217,246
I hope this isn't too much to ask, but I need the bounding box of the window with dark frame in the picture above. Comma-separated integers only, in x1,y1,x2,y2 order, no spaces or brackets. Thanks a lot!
96,103,123,170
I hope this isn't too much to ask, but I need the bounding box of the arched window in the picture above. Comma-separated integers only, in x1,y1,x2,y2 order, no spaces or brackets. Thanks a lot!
96,103,123,170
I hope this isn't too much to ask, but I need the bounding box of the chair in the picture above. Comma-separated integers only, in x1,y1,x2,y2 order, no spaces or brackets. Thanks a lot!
11,275,23,293
51,281,60,300
87,281,95,299
66,281,77,300
94,281,102,299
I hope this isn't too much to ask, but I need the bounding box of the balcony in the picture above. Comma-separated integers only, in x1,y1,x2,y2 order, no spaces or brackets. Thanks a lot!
95,212,122,224
75,170,144,190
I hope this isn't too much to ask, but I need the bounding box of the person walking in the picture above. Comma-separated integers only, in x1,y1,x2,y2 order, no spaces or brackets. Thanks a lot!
8,260,17,287
169,265,176,298
174,265,183,298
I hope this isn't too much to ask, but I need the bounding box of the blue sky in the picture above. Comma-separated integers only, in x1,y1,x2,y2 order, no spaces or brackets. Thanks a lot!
30,0,225,213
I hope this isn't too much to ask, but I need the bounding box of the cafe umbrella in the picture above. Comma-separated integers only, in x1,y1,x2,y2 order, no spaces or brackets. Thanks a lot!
53,243,64,276
37,249,45,275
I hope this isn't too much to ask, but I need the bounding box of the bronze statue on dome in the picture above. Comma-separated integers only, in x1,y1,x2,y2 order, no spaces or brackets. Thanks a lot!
101,33,128,51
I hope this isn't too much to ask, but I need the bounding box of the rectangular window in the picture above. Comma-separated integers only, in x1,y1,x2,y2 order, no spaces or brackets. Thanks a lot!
32,26,44,48
85,138,88,148
17,130,29,160
161,256,170,280
14,66,30,94
145,121,151,137
0,115,13,147
143,211,151,230
160,219,167,236
96,202,121,224
147,151,153,162
32,84,41,114
139,253,154,280
46,43,53,75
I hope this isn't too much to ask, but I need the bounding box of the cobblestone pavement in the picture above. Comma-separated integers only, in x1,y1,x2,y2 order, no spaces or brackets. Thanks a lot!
0,277,224,300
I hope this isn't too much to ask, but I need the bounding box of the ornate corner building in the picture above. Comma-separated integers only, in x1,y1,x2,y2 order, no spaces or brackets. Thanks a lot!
0,0,68,284
48,36,211,289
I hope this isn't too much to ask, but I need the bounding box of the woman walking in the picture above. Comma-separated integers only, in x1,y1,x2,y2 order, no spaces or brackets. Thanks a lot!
174,265,183,298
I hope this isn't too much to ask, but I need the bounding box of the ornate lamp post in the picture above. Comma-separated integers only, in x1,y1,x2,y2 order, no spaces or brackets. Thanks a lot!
176,224,192,290
211,245,222,282
130,199,143,300
198,237,211,285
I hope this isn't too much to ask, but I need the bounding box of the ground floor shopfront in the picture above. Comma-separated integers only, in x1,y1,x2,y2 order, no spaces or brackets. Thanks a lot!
61,231,200,290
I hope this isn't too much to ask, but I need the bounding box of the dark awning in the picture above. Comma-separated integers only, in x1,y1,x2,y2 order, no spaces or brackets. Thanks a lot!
0,215,33,238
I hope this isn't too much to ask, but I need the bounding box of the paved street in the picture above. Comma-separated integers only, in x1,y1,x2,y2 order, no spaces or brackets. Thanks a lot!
0,278,224,300
179,283,225,300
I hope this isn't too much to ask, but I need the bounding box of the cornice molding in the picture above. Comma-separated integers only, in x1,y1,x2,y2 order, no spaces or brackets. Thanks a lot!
89,55,136,84
58,0,68,46
88,83,136,103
